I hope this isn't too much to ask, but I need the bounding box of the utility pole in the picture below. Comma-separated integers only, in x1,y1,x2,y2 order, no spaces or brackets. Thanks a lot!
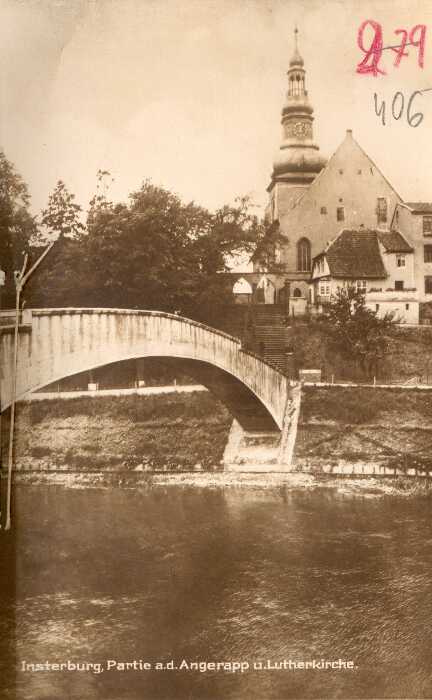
0,267,5,527
3,242,54,531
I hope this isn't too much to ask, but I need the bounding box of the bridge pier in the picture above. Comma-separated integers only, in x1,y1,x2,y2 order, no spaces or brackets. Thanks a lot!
223,384,301,472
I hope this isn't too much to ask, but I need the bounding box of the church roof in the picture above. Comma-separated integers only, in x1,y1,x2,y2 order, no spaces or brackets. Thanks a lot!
404,202,432,214
377,230,413,253
323,229,387,279
291,130,402,212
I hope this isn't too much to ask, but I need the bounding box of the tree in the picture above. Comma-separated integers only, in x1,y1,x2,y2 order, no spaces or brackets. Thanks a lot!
0,151,37,303
41,180,85,240
321,286,395,376
81,181,260,319
250,219,287,272
26,177,262,317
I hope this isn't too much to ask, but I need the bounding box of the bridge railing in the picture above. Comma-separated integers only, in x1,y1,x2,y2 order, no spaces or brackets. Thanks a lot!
0,309,32,327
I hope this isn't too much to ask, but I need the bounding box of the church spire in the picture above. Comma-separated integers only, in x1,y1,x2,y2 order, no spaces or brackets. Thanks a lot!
269,28,326,188
289,25,304,69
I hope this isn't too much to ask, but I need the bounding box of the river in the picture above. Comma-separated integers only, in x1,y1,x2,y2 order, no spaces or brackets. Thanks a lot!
1,484,431,699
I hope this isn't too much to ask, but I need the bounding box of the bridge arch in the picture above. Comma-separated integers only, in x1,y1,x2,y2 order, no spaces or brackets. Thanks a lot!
0,309,291,433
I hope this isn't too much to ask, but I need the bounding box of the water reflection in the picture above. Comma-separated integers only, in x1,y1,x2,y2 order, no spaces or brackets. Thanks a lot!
1,485,432,699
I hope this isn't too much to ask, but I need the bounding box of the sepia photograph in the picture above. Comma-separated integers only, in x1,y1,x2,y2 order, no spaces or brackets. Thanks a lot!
1,1,432,698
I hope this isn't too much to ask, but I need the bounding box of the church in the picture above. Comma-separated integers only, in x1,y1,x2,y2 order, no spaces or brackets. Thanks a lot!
231,30,431,325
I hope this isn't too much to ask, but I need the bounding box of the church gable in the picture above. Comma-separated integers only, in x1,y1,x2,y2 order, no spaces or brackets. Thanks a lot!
276,130,402,273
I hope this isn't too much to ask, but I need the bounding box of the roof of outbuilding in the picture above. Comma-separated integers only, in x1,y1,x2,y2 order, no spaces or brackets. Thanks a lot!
377,230,413,253
323,229,387,279
404,202,432,214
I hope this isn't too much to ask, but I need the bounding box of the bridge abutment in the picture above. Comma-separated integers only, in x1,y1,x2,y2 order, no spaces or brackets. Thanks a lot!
223,384,302,472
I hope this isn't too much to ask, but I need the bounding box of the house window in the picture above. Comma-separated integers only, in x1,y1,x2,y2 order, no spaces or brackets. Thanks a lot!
395,280,404,291
406,304,409,310
424,245,432,263
425,276,432,294
423,216,432,235
376,304,379,311
320,206,327,215
297,238,311,272
319,281,331,297
356,280,367,293
336,207,345,222
377,197,388,224
396,254,406,267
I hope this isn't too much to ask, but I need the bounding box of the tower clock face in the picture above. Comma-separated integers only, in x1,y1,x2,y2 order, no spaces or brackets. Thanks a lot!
293,121,308,138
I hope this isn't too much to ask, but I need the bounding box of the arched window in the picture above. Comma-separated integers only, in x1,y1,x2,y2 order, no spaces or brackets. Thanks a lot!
297,238,311,272
293,287,302,298
233,277,253,295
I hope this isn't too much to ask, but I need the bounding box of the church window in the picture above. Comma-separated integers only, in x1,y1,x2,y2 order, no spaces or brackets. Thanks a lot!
423,216,432,235
336,207,345,222
424,246,432,263
297,238,311,272
320,206,327,214
397,254,406,267
377,197,388,224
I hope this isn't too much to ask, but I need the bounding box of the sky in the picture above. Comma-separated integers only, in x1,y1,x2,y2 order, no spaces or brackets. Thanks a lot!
1,0,432,220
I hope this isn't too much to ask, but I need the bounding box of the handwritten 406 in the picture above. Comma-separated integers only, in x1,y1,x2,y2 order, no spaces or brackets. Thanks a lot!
357,20,426,76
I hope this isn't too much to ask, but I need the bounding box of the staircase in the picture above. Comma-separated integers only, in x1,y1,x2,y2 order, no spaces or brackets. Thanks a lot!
210,304,292,374
251,305,291,373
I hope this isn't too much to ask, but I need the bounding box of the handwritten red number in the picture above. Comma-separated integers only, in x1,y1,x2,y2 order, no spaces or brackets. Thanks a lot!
391,29,408,67
410,24,426,68
357,20,386,76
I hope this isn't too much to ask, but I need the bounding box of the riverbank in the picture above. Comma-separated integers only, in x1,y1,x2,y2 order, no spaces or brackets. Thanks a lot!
2,386,432,481
3,390,232,472
294,385,432,474
4,469,432,497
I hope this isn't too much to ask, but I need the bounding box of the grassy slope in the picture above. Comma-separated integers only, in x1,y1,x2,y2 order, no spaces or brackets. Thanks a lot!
4,386,432,473
295,386,432,472
7,392,232,471
290,323,432,382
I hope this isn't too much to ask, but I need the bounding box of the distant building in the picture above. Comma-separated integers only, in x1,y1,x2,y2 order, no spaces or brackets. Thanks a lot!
391,202,432,302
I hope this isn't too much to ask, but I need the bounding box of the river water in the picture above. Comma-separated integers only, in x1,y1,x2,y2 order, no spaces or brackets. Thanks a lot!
1,484,431,699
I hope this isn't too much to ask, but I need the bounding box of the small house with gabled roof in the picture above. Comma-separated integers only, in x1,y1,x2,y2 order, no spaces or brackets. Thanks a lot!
311,228,418,323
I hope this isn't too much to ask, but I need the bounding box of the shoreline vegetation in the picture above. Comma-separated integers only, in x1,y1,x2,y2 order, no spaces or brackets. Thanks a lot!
2,388,432,497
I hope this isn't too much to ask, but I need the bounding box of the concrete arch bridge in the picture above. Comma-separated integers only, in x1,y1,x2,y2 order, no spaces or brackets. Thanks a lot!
0,309,301,471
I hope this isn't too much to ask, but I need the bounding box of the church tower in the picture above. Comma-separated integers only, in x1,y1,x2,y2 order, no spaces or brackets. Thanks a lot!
267,28,326,222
